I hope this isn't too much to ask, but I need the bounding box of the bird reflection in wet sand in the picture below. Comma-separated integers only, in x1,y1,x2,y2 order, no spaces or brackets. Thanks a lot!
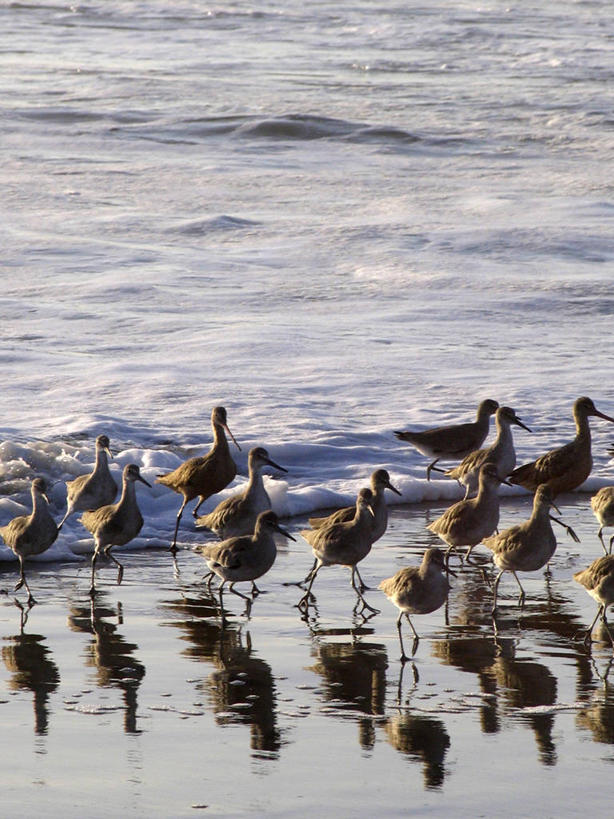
2,601,60,735
307,627,388,750
384,713,450,788
162,592,281,757
576,657,614,744
67,595,145,734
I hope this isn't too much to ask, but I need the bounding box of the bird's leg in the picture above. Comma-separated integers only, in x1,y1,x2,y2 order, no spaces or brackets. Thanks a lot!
396,613,410,662
353,564,371,592
549,514,580,544
491,570,504,615
201,570,214,583
283,558,317,588
251,581,262,596
192,495,205,518
170,497,188,552
584,605,604,647
89,549,99,597
351,567,380,615
602,607,614,649
426,460,444,481
16,558,36,605
228,582,251,602
511,571,526,608
297,565,320,612
598,527,608,555
104,547,124,585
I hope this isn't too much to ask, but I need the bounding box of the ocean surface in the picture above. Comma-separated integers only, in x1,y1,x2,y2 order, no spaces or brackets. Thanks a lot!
1,1,613,815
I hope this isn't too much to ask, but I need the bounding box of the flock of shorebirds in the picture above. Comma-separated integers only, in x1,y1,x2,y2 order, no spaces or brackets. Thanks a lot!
1,398,614,662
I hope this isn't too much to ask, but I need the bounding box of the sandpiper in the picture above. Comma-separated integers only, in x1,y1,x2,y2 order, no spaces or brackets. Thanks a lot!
0,478,58,605
199,510,295,613
483,485,565,613
195,447,286,539
297,488,378,615
573,555,614,647
379,548,451,660
591,487,614,554
428,463,508,562
81,464,151,596
156,406,240,551
445,406,531,498
509,397,614,496
59,434,117,529
394,398,499,480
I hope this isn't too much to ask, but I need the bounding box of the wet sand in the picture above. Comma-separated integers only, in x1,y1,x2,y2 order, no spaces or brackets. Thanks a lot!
1,493,613,817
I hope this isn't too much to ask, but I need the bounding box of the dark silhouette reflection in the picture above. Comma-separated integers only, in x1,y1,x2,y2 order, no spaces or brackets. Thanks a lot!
162,590,281,757
306,625,388,750
433,634,558,764
576,656,614,744
2,602,59,735
384,712,450,789
67,595,145,734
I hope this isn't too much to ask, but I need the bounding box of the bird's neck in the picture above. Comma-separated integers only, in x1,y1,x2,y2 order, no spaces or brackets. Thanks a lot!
212,422,229,452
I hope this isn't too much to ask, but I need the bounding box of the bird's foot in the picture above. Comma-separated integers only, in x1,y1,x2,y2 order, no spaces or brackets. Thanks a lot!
117,565,124,586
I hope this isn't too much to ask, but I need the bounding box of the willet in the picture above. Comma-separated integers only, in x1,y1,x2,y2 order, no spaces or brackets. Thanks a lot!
428,463,509,563
81,463,151,596
0,478,58,605
156,406,240,551
195,446,286,539
483,485,563,613
445,407,531,499
379,548,451,660
308,468,401,541
573,555,614,647
59,434,117,529
199,510,295,613
394,398,499,480
297,488,378,615
591,487,614,554
509,397,614,496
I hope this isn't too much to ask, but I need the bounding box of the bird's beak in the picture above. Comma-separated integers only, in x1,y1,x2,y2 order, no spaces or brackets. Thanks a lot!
387,481,402,496
274,522,296,541
595,409,614,423
138,475,152,488
225,425,242,451
105,447,114,460
265,456,287,473
514,417,532,433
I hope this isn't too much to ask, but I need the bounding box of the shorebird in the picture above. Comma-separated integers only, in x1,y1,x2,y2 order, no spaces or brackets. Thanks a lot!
445,407,531,499
379,548,451,660
0,478,58,605
394,398,499,480
81,464,151,596
428,463,509,563
200,510,295,612
573,555,614,647
156,406,241,551
308,468,401,540
483,485,570,613
509,397,614,496
59,434,117,529
195,447,286,539
591,487,614,554
297,488,378,615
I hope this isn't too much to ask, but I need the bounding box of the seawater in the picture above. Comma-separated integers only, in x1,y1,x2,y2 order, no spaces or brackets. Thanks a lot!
1,0,613,563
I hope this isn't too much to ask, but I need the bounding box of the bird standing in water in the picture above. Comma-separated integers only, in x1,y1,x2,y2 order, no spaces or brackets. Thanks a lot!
156,406,240,551
0,478,58,605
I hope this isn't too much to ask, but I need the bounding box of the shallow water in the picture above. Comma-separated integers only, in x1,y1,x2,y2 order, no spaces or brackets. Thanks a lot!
1,496,613,817
2,0,614,814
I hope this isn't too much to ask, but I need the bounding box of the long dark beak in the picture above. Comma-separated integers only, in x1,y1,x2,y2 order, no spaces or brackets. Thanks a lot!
265,456,288,473
225,424,242,451
138,475,152,488
275,522,296,541
105,447,114,460
595,409,614,423
514,416,532,433
387,481,402,496
500,477,514,487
